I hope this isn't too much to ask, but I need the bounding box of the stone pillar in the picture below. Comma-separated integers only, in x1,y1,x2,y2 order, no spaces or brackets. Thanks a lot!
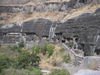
73,37,78,49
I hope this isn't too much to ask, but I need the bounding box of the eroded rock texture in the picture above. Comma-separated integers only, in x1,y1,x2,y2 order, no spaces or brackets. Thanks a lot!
0,18,53,44
22,18,52,37
0,2,69,13
0,8,100,56
55,8,100,56
80,56,100,69
0,0,100,13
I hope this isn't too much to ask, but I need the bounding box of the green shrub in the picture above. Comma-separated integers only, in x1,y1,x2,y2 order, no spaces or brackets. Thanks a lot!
0,54,12,72
15,51,30,69
8,45,22,53
46,44,55,57
41,44,55,57
32,46,41,55
0,68,42,75
63,54,71,63
41,44,47,55
29,53,40,67
31,68,42,75
15,51,40,69
49,69,70,75
18,42,24,48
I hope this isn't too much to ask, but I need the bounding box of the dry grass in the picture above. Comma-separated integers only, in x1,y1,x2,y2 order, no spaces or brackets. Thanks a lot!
0,46,19,58
39,44,66,70
0,0,70,6
63,4,100,21
0,3,100,25
0,12,67,24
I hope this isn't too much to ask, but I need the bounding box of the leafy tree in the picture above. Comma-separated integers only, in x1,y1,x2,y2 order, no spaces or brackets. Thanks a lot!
49,69,70,75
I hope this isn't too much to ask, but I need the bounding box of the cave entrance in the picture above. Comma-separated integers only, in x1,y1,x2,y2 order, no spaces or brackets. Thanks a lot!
79,0,87,3
95,49,100,55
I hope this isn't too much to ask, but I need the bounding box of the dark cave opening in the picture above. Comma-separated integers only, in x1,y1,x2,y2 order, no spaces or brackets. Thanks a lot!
66,38,73,41
95,49,100,55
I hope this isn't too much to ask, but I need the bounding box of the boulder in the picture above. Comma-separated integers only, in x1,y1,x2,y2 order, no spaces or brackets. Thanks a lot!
74,70,100,75
80,56,100,70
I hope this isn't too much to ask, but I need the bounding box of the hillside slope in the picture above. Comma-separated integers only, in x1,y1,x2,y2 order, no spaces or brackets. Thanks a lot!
0,0,100,24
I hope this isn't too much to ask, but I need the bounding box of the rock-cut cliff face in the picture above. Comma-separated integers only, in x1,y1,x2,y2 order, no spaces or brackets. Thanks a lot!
0,0,100,56
0,8,100,55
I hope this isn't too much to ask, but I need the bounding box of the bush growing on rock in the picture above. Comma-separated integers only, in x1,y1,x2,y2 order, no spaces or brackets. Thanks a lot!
63,54,71,63
49,69,70,75
32,46,41,55
32,44,54,57
41,44,55,57
18,42,25,48
45,44,55,57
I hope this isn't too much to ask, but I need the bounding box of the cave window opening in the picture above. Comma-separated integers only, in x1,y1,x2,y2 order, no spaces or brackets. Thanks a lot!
73,35,79,42
66,38,73,41
62,37,66,43
62,40,65,43
78,43,85,50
